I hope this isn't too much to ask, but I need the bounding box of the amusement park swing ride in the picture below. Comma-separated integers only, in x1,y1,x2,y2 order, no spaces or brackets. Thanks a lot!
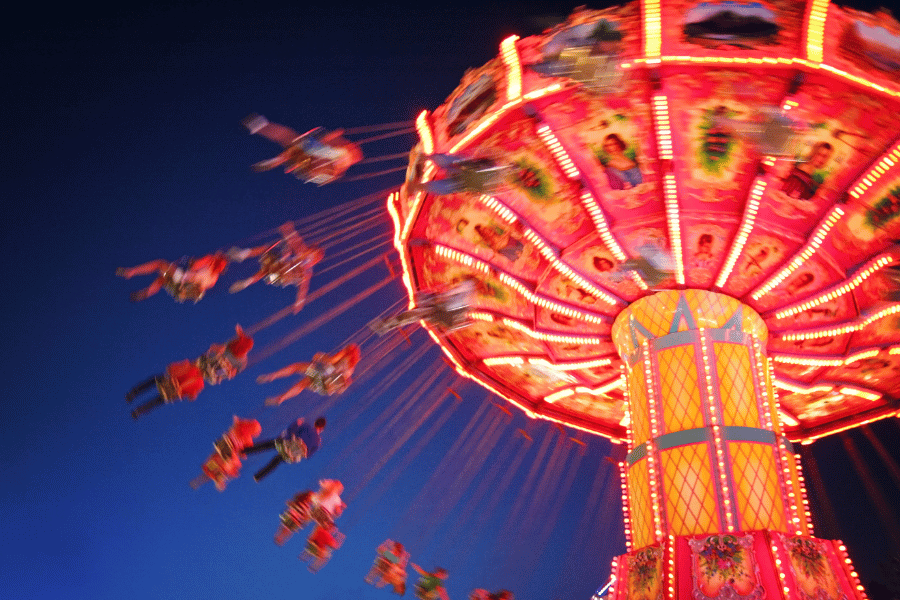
121,1,900,598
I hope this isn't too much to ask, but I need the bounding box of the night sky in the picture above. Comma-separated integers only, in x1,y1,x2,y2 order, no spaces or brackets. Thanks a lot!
4,1,899,599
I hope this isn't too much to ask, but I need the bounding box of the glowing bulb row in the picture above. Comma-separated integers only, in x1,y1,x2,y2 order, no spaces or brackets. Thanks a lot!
751,337,774,430
774,378,837,395
751,205,844,299
776,434,802,534
536,124,581,180
848,143,900,198
386,192,418,309
837,543,870,598
794,454,813,534
802,410,900,443
643,0,662,57
771,346,885,367
579,189,628,261
415,110,434,155
716,178,767,289
642,345,665,541
477,195,621,307
434,243,615,316
666,534,676,599
482,355,615,371
700,331,734,531
780,303,900,340
544,378,624,404
626,55,900,99
838,386,881,401
619,462,632,551
770,540,791,597
663,173,685,284
448,84,562,154
652,95,673,160
773,254,893,318
499,36,522,101
773,377,882,402
468,311,608,345
806,0,829,62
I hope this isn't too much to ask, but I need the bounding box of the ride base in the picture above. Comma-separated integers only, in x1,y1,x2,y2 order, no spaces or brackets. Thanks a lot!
607,291,867,600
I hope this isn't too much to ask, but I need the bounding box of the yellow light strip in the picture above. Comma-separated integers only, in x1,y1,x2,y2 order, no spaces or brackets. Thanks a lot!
773,378,834,395
434,242,619,311
848,144,900,198
544,380,623,404
483,356,615,370
779,410,799,427
627,55,900,99
536,124,581,179
664,173,684,284
780,303,900,340
642,344,665,541
619,461,632,550
431,337,626,442
579,189,628,261
470,310,608,345
794,453,814,533
449,84,563,154
836,544,870,598
642,0,662,58
716,178,767,288
500,35,522,101
845,348,881,364
771,540,792,598
806,0,830,63
415,110,434,155
751,205,844,300
652,95,673,160
651,92,683,286
799,410,900,443
838,386,881,401
771,354,843,367
700,331,734,531
773,254,894,318
818,62,900,99
386,192,417,309
478,195,623,307
499,315,607,345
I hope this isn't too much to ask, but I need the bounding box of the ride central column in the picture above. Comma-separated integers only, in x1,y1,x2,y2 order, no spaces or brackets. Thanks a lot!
607,290,832,600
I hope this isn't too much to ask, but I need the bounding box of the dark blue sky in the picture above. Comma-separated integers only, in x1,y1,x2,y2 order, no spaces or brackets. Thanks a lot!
3,1,898,599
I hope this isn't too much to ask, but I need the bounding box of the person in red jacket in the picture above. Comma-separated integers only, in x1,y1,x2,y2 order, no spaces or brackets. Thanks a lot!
196,325,254,385
127,359,205,420
117,252,229,303
256,344,360,406
190,416,262,491
300,522,344,572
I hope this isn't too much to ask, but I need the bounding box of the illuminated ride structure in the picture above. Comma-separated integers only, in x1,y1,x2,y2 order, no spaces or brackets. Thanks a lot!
389,1,900,598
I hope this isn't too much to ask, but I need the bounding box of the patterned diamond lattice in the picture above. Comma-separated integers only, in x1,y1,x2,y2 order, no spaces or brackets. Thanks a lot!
729,442,786,532
629,364,651,447
628,460,655,550
661,443,718,536
632,291,680,339
714,342,760,428
658,345,704,433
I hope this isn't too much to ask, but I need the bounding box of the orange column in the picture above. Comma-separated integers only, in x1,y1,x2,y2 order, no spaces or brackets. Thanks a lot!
611,290,807,549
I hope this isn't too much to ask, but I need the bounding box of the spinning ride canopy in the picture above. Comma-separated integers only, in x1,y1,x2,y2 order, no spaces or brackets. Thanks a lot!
389,0,900,443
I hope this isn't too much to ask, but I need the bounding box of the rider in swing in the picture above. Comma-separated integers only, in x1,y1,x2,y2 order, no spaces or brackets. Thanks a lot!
243,113,362,185
366,539,410,595
227,222,324,313
190,416,262,491
243,417,327,482
117,252,230,303
256,344,361,406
